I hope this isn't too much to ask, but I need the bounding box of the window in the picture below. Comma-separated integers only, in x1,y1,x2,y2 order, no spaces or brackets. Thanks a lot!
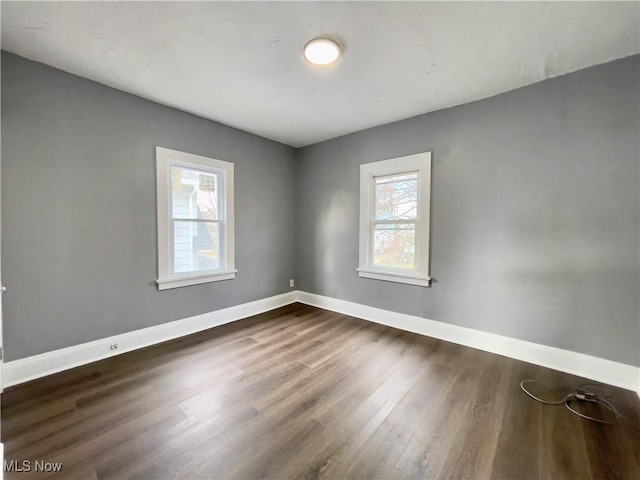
358,152,432,287
156,147,235,290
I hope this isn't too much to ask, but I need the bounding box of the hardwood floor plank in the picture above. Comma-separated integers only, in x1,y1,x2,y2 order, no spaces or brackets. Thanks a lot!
273,393,397,479
339,363,454,479
394,357,482,479
5,404,187,480
582,418,640,480
1,399,78,439
5,382,161,459
231,417,326,479
2,303,637,480
435,351,512,480
176,360,309,421
373,335,438,403
490,361,543,480
526,368,592,480
97,404,261,480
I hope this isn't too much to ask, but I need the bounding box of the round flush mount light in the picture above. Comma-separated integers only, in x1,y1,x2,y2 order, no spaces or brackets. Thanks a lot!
303,38,341,66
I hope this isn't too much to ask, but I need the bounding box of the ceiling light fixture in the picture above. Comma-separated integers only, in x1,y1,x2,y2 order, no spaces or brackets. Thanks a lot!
303,38,341,66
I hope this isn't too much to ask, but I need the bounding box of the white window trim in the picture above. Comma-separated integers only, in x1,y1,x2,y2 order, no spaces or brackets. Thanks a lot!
358,151,432,287
156,147,236,290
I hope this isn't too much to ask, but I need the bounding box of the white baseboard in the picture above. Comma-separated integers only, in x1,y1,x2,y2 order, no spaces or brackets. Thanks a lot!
4,289,639,397
297,291,640,395
2,291,297,389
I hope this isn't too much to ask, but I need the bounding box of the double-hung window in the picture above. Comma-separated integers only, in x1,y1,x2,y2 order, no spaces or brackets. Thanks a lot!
358,152,432,287
156,147,235,290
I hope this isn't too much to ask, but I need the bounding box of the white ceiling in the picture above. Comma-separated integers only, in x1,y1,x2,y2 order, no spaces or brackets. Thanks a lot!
2,1,639,147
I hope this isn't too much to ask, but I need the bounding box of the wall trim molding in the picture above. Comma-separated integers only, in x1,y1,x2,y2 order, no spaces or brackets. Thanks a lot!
296,291,640,395
4,289,638,396
2,291,297,389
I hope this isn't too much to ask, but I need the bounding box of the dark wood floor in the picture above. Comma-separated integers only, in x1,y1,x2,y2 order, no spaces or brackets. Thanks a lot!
2,303,639,480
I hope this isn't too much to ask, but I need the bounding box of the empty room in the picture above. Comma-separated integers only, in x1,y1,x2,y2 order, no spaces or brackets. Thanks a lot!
1,1,639,479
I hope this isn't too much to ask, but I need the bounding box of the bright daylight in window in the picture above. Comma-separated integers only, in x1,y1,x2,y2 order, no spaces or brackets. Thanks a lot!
156,147,235,290
358,152,431,287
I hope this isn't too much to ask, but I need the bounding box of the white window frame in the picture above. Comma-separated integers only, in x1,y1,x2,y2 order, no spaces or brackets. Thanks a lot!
358,152,432,287
155,147,236,290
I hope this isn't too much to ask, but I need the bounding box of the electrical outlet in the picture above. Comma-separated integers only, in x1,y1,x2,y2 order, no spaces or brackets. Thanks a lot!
110,343,119,350
289,279,295,288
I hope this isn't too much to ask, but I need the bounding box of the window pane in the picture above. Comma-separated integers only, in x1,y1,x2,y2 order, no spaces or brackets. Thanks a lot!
373,223,416,269
375,173,418,220
173,220,220,273
171,166,219,220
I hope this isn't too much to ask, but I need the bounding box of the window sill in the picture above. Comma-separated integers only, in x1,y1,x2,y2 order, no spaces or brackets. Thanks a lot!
156,270,237,290
357,268,431,287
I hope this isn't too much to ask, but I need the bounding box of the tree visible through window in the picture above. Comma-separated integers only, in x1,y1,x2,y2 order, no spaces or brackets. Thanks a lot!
358,152,431,287
373,173,418,269
156,147,236,290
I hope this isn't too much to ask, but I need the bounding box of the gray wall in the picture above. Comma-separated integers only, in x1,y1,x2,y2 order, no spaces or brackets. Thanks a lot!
3,52,639,367
1,52,297,361
296,55,640,367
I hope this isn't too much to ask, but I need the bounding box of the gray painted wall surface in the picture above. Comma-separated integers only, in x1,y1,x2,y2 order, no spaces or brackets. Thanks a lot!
296,55,640,367
3,52,639,367
1,52,297,361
